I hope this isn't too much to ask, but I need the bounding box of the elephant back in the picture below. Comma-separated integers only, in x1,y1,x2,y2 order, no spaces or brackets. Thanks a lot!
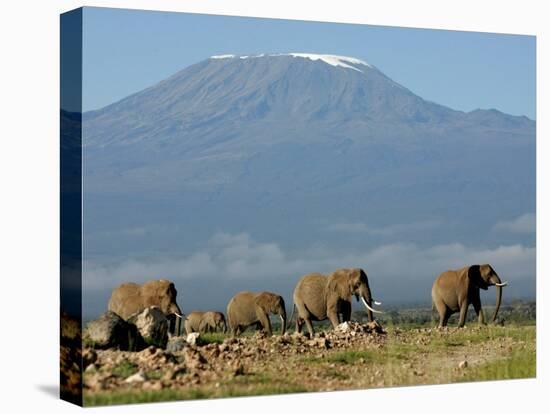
227,291,258,327
186,311,204,332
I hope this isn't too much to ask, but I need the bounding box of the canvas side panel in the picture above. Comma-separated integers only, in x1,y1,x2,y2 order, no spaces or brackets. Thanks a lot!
60,8,83,407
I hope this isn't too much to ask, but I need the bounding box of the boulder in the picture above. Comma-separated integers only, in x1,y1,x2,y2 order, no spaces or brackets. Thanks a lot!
128,306,169,348
85,311,145,351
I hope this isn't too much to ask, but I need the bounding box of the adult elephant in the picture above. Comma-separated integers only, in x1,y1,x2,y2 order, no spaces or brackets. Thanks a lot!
108,279,183,320
292,268,383,336
184,311,227,334
432,264,508,328
226,291,286,336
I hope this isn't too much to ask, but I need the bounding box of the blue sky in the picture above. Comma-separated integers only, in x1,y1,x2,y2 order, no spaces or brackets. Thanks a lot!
82,7,536,119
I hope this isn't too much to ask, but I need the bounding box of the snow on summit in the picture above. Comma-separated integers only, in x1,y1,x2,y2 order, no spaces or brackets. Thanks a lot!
209,53,371,72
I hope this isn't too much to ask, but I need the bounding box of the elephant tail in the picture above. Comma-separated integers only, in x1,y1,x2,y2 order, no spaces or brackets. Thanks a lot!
287,304,296,331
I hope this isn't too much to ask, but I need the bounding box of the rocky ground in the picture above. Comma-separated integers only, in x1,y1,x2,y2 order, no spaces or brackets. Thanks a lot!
81,321,536,406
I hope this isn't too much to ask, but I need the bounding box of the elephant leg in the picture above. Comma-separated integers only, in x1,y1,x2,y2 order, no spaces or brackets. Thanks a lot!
295,302,312,336
438,311,446,328
434,300,447,328
438,308,448,328
327,309,340,329
296,317,303,334
255,307,272,336
441,308,452,327
304,317,315,337
326,300,341,329
343,304,351,322
471,292,486,325
458,302,469,328
184,320,192,335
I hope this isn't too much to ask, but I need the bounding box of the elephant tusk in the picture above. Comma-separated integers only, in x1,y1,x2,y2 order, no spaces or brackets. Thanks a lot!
174,313,184,319
361,297,383,314
495,282,508,287
373,300,382,306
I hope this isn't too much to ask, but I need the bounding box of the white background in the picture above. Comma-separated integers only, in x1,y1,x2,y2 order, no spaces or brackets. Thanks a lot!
0,0,548,412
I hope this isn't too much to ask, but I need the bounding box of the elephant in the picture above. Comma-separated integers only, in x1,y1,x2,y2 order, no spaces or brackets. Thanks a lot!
108,279,183,321
184,311,227,334
292,268,383,336
226,291,287,336
431,264,508,328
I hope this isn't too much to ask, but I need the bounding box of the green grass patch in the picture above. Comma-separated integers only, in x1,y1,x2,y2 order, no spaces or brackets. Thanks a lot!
111,360,138,378
428,325,535,350
84,388,211,406
84,383,308,406
222,372,274,386
324,350,374,365
459,350,536,382
323,368,350,380
200,332,227,344
146,369,164,380
217,384,308,398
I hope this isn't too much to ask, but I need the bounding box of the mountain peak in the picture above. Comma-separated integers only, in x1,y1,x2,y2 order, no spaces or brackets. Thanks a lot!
210,52,371,72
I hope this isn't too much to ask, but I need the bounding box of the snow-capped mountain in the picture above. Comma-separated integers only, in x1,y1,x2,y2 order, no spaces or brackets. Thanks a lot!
81,53,535,256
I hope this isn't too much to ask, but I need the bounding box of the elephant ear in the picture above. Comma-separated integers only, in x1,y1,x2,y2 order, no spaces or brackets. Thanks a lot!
468,265,488,290
168,282,178,299
326,269,353,301
254,292,272,312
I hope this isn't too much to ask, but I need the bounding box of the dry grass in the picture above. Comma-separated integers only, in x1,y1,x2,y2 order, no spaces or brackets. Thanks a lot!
84,323,535,406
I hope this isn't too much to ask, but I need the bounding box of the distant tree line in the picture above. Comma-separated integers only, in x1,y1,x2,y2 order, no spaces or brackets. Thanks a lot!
353,300,536,327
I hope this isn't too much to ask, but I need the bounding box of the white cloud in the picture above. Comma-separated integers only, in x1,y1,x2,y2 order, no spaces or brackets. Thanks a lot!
83,232,535,297
493,213,536,234
326,220,441,236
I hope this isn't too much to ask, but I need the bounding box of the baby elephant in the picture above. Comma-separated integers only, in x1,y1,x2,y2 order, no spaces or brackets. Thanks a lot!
226,291,287,336
184,311,227,334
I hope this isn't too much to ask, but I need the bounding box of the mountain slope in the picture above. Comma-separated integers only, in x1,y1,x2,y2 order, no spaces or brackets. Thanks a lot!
81,53,535,257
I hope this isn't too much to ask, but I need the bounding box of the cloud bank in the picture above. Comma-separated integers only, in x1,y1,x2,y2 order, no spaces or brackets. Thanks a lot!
325,220,441,236
493,213,535,234
84,232,535,313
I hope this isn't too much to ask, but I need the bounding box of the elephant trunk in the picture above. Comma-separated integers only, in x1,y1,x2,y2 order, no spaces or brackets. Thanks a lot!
279,307,287,336
492,281,503,323
169,303,183,318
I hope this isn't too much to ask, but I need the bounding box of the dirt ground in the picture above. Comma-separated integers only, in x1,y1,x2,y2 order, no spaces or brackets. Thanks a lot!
82,321,536,406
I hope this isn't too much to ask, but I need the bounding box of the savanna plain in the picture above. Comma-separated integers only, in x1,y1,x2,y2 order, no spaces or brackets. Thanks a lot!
81,304,535,406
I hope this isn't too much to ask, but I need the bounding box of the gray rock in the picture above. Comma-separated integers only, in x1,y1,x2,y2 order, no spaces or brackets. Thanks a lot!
166,337,188,353
85,311,144,351
84,363,97,373
124,371,147,383
336,322,352,333
128,306,169,349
